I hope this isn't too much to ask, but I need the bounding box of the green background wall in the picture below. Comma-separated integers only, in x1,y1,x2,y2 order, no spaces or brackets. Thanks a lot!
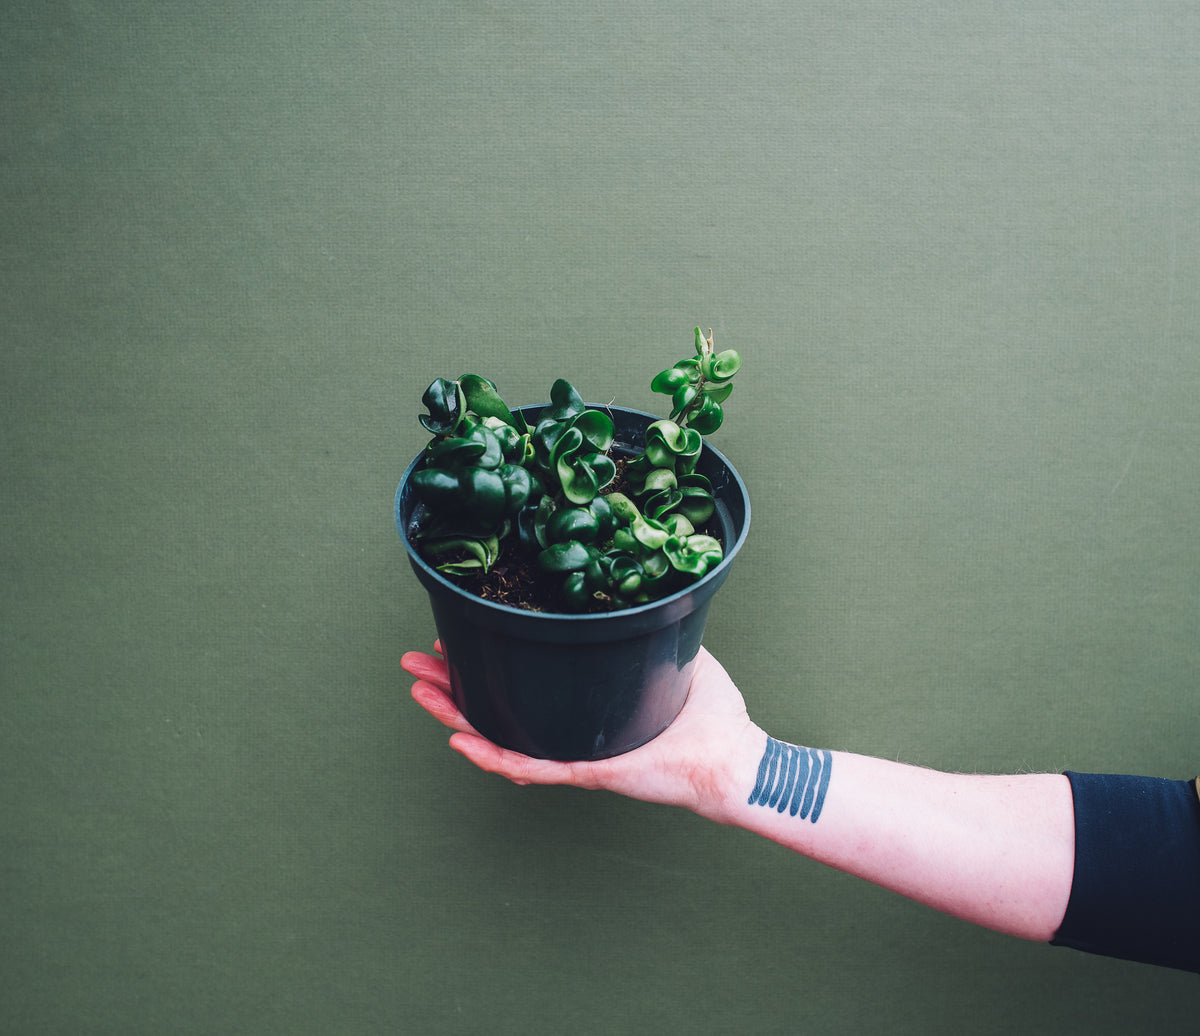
4,2,1198,1031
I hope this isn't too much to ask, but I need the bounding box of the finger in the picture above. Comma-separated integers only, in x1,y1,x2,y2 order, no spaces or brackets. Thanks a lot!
401,650,450,689
410,680,476,733
448,732,597,788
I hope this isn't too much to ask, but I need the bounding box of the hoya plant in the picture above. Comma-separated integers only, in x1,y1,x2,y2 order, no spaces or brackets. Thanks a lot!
409,327,742,612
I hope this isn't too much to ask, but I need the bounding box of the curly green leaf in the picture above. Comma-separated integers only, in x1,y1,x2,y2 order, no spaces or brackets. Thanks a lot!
664,533,723,577
538,540,594,573
572,409,615,453
685,396,724,435
544,379,586,421
701,349,742,383
459,374,517,427
651,367,690,394
547,506,601,545
419,378,466,436
423,535,501,575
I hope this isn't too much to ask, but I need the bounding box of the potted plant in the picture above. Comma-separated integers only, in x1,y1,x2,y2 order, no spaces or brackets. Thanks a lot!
395,328,751,760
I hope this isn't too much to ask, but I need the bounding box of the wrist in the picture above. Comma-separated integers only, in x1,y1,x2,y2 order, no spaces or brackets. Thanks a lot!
694,721,769,826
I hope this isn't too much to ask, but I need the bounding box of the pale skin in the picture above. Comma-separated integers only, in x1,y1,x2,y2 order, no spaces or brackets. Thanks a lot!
402,643,1076,943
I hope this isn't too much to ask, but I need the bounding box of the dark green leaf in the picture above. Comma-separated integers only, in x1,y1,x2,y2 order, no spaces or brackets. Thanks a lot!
549,425,582,470
410,467,461,508
559,460,599,505
671,384,698,417
544,379,586,421
686,398,723,434
573,409,614,453
516,505,540,553
538,540,593,572
664,533,723,576
631,516,669,550
701,382,734,404
428,435,483,468
610,557,642,595
459,374,516,426
641,468,677,493
642,552,669,579
605,492,641,524
499,464,535,512
424,535,500,574
562,571,592,609
662,514,695,536
419,378,465,436
675,489,715,525
532,495,555,550
612,527,637,553
586,451,616,492
488,421,527,461
711,349,742,380
643,488,683,519
462,467,507,526
588,494,616,537
651,367,689,394
547,506,601,544
532,417,564,469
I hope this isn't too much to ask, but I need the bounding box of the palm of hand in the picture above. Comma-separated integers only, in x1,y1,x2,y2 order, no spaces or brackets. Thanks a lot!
402,644,758,819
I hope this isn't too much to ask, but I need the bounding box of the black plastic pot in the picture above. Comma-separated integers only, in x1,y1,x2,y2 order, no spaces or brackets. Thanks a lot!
396,404,750,761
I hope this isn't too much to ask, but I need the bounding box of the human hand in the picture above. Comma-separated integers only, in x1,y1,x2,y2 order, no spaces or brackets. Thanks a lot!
402,642,763,822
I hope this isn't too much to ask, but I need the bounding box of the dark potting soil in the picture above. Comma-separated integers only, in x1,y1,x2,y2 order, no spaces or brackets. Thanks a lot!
417,460,722,614
447,551,573,612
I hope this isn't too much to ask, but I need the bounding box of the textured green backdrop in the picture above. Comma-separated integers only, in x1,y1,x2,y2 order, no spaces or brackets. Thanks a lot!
4,2,1198,1032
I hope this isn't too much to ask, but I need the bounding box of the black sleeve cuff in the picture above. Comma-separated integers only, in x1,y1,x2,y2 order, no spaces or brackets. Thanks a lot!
1051,771,1200,972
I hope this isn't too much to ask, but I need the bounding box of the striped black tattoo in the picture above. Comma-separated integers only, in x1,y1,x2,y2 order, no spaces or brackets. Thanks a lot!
748,738,832,823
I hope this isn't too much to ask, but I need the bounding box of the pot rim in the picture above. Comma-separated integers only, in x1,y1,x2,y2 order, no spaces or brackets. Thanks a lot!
395,402,751,626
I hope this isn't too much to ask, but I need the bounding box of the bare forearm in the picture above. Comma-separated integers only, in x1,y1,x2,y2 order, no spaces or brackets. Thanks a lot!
407,645,1198,967
705,729,1076,942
